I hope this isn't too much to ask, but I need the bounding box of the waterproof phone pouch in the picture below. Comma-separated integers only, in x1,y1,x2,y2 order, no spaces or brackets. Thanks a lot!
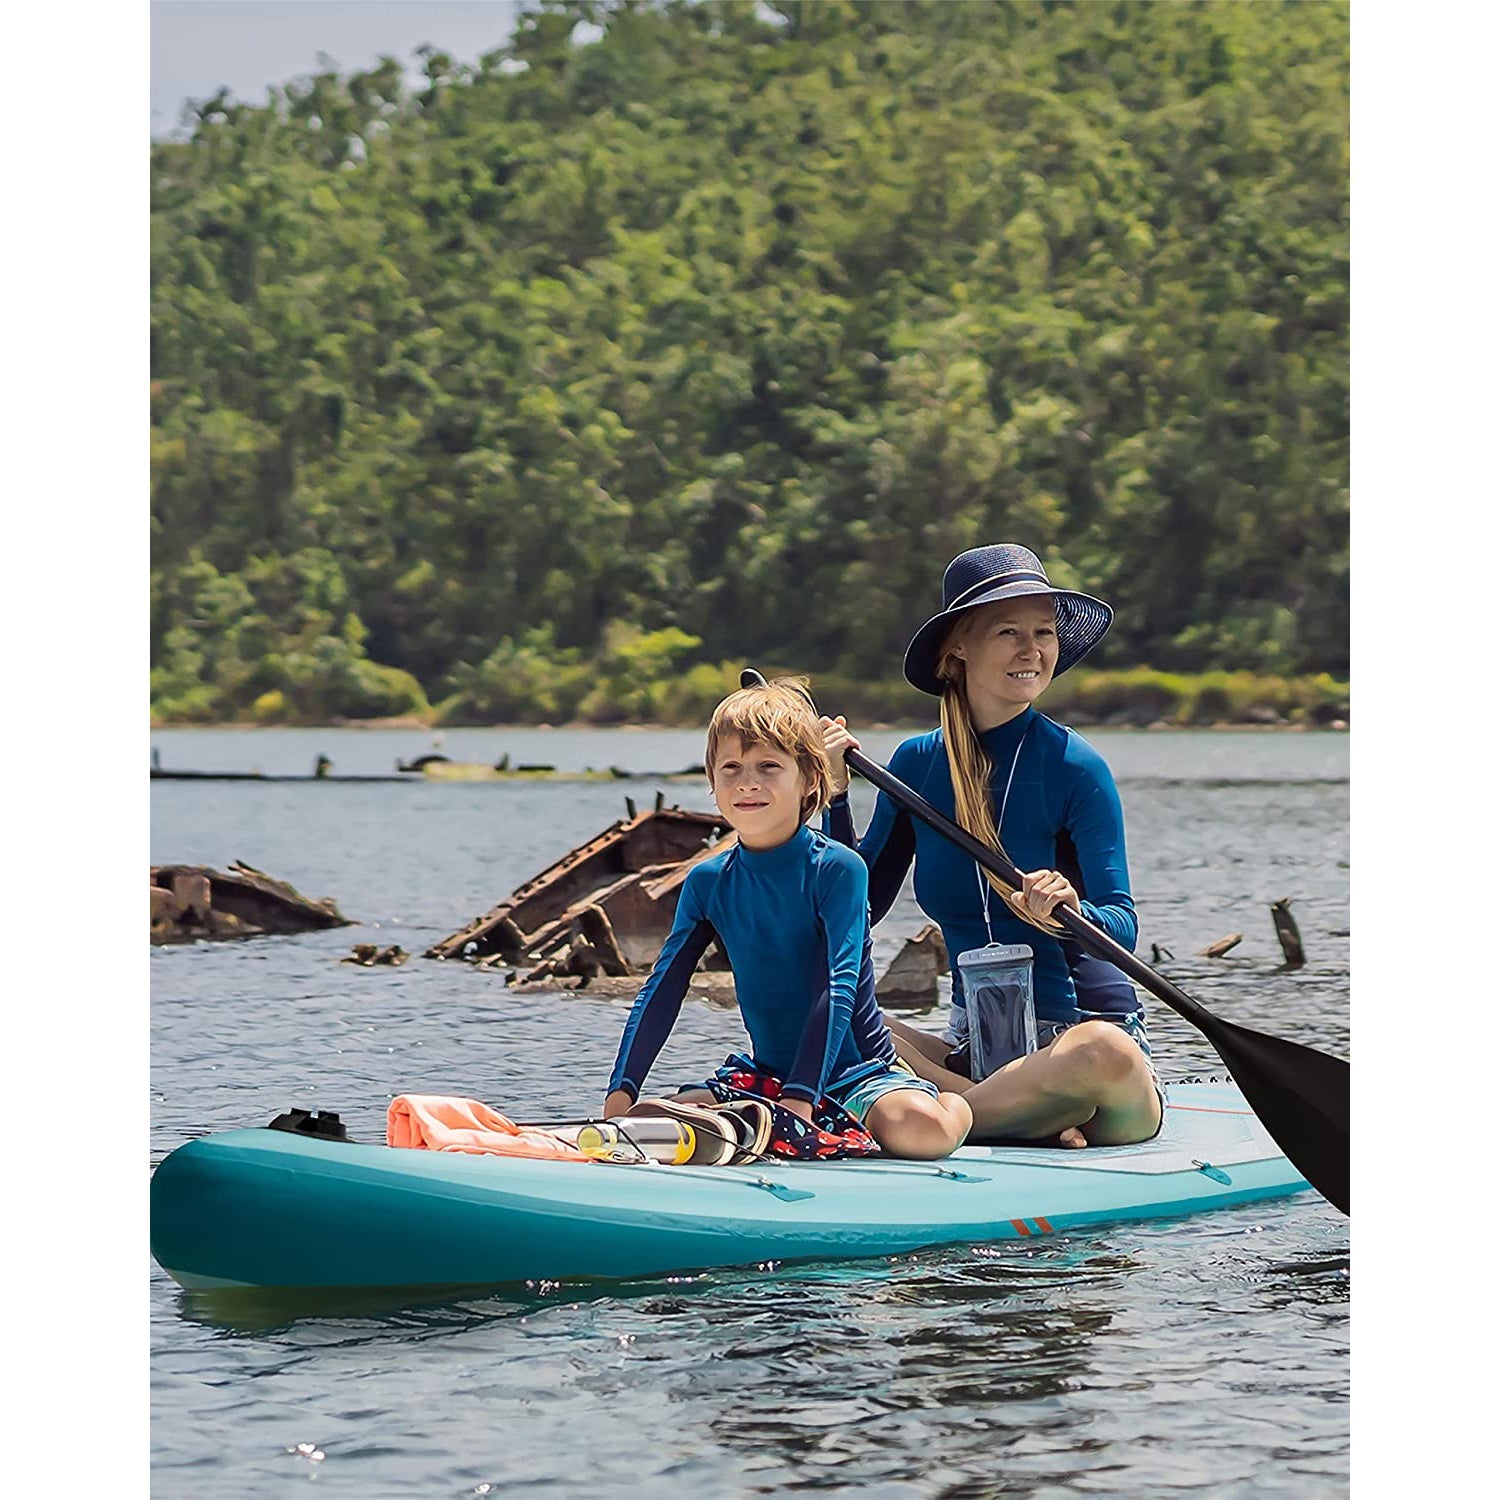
956,943,1036,1080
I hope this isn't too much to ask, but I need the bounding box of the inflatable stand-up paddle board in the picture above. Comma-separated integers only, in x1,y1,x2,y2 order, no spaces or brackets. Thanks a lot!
151,1081,1309,1293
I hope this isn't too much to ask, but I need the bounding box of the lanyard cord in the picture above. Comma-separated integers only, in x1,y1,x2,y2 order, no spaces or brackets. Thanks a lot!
976,722,1030,944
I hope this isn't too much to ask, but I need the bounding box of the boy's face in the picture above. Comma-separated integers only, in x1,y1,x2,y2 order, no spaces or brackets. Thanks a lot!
711,736,810,849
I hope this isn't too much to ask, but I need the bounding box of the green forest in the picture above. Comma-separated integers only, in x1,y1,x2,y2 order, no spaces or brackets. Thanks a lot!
150,0,1349,728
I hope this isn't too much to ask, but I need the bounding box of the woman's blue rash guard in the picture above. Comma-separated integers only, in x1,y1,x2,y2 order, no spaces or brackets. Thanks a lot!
607,824,897,1105
824,707,1142,1028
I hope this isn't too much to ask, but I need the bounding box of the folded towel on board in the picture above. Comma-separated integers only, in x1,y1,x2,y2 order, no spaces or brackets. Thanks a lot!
387,1094,590,1162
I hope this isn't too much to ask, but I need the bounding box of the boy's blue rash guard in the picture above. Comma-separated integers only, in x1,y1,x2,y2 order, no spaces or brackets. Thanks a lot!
824,708,1140,1027
607,825,896,1105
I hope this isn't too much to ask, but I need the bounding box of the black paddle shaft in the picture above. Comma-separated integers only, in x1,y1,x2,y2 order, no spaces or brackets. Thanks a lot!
738,668,1349,1214
846,747,1207,1016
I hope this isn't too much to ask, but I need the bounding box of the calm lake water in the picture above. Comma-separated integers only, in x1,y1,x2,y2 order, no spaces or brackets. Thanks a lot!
151,725,1349,1498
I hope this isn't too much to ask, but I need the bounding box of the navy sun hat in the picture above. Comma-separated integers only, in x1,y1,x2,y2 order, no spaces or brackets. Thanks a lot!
903,543,1113,696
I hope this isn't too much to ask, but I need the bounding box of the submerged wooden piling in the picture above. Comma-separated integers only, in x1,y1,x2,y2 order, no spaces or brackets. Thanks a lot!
1271,898,1306,967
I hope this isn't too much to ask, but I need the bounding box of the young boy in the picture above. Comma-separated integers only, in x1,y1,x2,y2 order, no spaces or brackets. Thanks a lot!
602,680,972,1160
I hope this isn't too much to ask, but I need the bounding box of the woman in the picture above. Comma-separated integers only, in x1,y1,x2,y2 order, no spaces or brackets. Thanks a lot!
821,543,1162,1147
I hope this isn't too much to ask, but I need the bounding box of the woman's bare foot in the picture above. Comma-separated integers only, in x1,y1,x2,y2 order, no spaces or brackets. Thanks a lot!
1057,1125,1088,1148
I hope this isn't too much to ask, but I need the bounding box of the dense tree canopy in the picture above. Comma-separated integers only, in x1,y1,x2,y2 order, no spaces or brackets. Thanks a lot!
150,0,1349,725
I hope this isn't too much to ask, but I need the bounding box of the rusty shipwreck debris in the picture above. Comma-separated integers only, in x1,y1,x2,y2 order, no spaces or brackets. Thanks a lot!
428,804,950,1007
151,861,352,944
342,944,409,967
393,753,705,782
427,805,735,978
150,755,407,783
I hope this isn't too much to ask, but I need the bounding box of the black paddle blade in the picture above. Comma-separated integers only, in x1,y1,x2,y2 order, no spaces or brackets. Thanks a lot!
1198,1014,1349,1215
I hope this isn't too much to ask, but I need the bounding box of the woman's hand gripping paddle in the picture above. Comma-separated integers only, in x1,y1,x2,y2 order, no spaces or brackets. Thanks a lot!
739,669,1350,1216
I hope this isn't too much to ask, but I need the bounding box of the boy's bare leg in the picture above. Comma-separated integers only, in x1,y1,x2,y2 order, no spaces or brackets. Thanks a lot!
640,1076,973,1161
863,1089,972,1160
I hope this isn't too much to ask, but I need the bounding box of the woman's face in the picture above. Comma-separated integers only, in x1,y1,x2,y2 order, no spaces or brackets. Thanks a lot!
948,596,1060,710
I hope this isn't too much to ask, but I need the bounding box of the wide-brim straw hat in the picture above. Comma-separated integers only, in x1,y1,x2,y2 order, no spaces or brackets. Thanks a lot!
903,543,1113,696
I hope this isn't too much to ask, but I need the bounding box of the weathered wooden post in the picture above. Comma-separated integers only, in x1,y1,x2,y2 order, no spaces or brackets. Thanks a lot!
1271,898,1306,967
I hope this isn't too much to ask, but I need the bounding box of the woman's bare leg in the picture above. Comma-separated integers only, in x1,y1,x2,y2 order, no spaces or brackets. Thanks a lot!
883,1016,1159,1146
959,1022,1161,1145
883,1015,965,1078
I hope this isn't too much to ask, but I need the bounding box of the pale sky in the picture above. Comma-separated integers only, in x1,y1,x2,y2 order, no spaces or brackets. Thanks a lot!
151,0,525,137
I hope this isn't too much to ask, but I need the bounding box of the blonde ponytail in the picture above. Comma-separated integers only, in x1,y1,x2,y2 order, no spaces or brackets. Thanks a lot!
936,635,1064,938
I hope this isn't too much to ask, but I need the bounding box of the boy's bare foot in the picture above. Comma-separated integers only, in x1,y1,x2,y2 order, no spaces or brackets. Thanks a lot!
1057,1125,1088,1149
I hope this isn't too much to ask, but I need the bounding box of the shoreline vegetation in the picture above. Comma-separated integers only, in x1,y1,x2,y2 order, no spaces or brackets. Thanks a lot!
150,665,1349,731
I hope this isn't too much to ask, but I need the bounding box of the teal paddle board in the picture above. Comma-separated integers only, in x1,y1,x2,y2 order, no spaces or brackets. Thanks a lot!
150,1081,1309,1292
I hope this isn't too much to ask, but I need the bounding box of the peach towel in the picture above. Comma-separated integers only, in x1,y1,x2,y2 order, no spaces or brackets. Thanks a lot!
387,1094,590,1162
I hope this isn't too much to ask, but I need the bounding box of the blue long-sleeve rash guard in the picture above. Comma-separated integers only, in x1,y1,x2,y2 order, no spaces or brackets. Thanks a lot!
825,707,1141,1028
607,824,897,1105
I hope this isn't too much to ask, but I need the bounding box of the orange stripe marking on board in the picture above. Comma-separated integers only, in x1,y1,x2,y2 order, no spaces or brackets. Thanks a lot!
1009,1219,1032,1235
1166,1104,1256,1115
1034,1217,1053,1233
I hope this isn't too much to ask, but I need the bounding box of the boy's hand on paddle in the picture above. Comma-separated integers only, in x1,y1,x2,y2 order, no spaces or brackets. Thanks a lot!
1007,869,1082,922
602,1090,634,1119
819,715,860,795
779,1096,816,1124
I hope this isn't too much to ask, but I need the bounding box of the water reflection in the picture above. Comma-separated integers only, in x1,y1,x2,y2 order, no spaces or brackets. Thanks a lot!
177,1238,1140,1337
689,1273,1122,1489
177,1283,543,1336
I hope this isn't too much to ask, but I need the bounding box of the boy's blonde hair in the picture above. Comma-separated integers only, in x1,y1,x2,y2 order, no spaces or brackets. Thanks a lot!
705,678,834,821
